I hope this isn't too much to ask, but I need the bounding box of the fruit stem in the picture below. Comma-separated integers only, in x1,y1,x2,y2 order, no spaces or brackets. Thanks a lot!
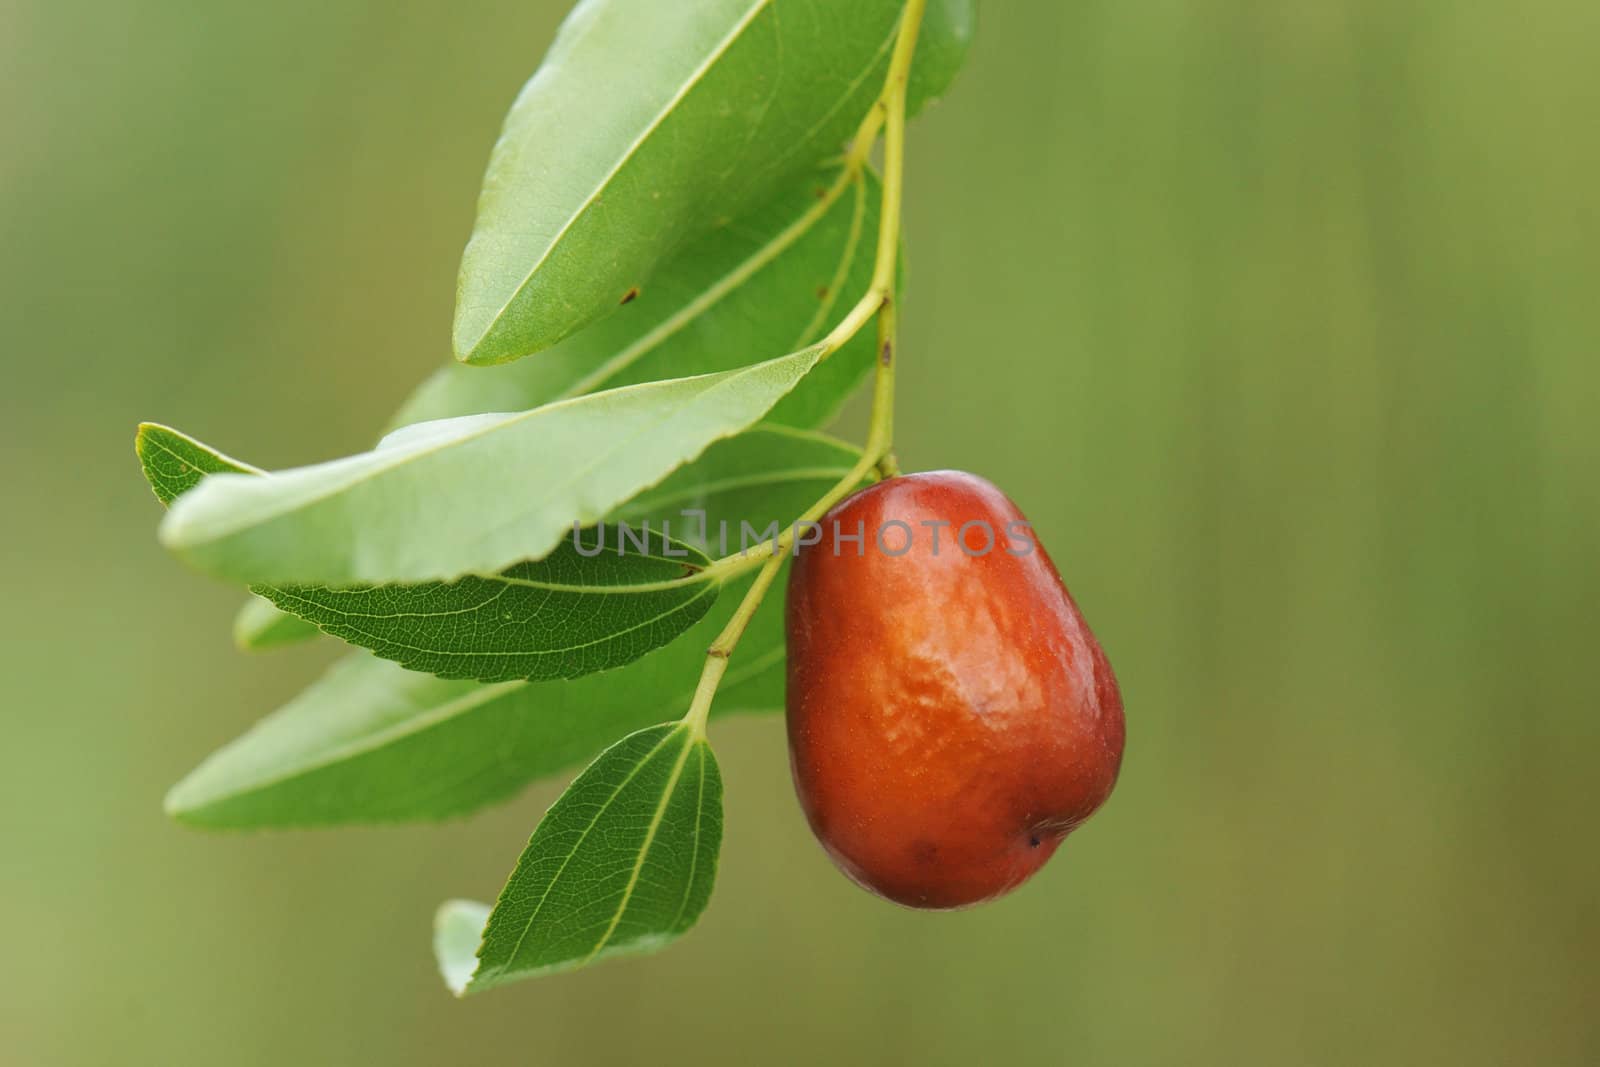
866,289,898,457
682,553,783,737
681,0,926,738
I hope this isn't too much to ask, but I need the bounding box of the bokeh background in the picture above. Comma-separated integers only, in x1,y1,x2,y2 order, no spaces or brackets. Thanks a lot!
3,2,1597,1063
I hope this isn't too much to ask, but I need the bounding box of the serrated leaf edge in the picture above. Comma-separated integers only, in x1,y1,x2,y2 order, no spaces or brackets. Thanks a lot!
468,722,716,990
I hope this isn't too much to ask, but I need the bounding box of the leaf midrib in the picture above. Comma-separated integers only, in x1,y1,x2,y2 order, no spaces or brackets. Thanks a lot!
167,674,525,815
789,176,869,349
581,735,701,965
274,553,714,598
457,349,820,565
483,725,688,984
470,0,774,351
137,429,261,494
169,352,814,559
175,621,784,818
268,580,719,667
556,167,865,401
668,746,712,932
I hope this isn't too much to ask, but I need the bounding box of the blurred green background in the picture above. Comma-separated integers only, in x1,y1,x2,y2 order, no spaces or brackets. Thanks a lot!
3,1,1597,1063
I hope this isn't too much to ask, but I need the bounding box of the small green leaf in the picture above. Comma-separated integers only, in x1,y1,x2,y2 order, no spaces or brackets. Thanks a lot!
454,0,973,364
136,425,318,650
260,528,720,683
159,349,821,586
135,421,258,503
232,594,319,651
434,901,492,995
165,571,786,828
909,0,977,109
400,166,880,433
449,723,722,992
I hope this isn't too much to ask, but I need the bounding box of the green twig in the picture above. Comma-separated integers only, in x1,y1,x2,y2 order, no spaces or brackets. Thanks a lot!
683,0,927,737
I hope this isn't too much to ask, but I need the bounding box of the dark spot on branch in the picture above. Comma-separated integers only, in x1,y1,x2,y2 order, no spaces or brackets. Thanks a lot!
816,286,829,300
880,341,893,366
620,287,640,305
706,647,730,660
814,187,828,199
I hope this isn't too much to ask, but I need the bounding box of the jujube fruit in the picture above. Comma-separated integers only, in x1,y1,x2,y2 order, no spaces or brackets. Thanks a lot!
785,470,1124,909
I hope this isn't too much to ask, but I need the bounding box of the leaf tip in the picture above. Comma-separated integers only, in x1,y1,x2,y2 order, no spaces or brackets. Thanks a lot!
232,595,319,652
133,422,181,477
134,421,197,460
450,307,506,367
154,503,188,551
163,761,234,829
161,777,200,823
453,300,574,366
433,899,492,996
452,335,516,368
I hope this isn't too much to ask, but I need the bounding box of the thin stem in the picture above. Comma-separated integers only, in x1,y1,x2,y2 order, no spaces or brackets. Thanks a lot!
816,288,884,355
682,555,780,737
843,101,886,169
868,0,922,299
681,0,926,737
867,289,898,455
683,441,885,737
815,0,925,366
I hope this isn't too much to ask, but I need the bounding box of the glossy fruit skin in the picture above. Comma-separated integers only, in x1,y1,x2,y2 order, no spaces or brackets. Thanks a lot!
785,470,1124,909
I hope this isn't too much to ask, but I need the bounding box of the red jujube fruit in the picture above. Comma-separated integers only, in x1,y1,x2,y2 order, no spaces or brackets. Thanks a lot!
785,470,1124,909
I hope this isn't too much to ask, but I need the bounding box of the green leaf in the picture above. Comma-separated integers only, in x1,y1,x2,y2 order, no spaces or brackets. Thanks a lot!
232,594,319,651
434,901,492,995
613,424,864,547
165,571,787,828
909,0,977,109
136,425,318,649
445,723,722,992
135,421,257,503
141,423,724,679
259,527,720,683
399,166,880,433
159,349,821,586
453,0,972,364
